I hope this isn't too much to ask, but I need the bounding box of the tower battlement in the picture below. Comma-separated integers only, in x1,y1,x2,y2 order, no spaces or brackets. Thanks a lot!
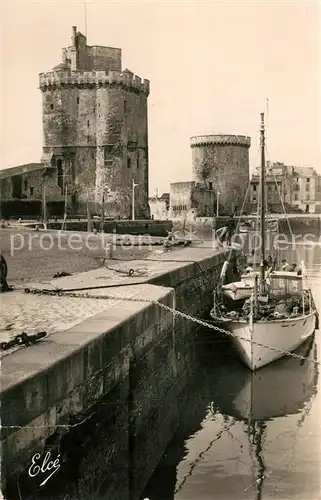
39,70,150,95
190,135,251,148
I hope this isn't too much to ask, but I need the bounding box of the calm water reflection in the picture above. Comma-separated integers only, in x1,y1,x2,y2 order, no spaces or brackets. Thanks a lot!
142,239,321,500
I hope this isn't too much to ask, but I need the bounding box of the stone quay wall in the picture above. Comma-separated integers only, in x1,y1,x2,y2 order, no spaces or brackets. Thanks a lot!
1,247,240,500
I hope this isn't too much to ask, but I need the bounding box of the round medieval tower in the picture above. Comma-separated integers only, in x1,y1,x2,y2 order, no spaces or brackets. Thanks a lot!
40,26,150,218
190,135,251,214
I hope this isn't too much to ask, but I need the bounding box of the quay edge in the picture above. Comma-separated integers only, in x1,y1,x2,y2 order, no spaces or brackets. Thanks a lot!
0,245,240,500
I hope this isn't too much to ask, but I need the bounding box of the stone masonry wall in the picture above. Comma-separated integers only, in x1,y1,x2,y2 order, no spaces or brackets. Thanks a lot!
1,248,240,500
191,136,250,214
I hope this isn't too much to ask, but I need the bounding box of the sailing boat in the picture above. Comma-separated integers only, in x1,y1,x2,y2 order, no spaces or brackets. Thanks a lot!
210,113,318,370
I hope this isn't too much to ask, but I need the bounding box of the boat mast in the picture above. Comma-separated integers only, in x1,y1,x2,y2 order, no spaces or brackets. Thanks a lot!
260,112,266,282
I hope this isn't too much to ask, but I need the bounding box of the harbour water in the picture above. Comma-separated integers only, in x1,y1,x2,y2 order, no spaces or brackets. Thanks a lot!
141,235,321,500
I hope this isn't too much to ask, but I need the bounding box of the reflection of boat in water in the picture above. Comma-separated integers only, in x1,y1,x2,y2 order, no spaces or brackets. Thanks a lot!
211,335,318,420
209,336,318,499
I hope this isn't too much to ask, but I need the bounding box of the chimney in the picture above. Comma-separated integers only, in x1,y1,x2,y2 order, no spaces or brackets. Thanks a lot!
72,26,77,47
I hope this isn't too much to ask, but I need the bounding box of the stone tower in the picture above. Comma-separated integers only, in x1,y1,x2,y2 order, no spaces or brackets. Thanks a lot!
39,26,150,218
190,135,251,214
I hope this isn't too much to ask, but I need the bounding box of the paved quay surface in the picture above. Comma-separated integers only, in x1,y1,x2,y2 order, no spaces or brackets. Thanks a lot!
1,225,226,359
0,281,168,360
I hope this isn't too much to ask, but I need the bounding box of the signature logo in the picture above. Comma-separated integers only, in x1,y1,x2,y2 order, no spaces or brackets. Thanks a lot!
28,451,61,487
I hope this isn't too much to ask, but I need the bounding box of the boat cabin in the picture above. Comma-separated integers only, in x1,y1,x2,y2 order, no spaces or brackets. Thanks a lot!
268,272,302,297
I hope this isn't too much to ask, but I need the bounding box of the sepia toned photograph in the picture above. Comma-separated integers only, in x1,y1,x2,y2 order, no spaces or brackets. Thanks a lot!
0,1,320,499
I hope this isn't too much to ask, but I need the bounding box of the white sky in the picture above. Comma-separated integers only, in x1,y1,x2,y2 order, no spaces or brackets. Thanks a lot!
1,0,320,195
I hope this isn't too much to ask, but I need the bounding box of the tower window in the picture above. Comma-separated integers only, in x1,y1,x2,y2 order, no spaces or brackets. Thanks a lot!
57,159,63,194
50,104,54,110
93,108,96,113
209,181,213,190
104,146,113,165
77,97,79,105
30,187,34,196
127,157,131,169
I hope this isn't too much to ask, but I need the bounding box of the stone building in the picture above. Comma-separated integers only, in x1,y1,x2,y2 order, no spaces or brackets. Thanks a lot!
249,162,321,214
1,26,150,219
40,26,150,218
249,162,294,213
190,135,251,214
0,163,65,218
291,166,321,213
149,193,170,220
169,181,216,220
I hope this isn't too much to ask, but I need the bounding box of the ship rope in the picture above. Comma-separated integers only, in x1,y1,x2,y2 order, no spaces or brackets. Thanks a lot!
7,285,319,367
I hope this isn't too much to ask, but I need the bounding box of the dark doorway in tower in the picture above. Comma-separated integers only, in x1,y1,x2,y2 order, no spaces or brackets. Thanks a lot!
71,191,79,213
57,158,64,194
11,175,22,199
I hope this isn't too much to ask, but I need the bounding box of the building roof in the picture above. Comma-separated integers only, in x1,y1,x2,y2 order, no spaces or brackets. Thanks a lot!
0,163,44,180
292,166,318,178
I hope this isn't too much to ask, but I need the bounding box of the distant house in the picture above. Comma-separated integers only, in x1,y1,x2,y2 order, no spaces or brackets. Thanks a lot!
169,181,218,220
250,162,321,214
149,192,170,220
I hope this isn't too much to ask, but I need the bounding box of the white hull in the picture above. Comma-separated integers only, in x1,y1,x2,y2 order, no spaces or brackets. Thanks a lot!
227,312,316,370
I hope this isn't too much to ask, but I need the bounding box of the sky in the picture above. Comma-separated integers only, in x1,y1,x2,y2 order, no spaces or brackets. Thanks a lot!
1,0,320,195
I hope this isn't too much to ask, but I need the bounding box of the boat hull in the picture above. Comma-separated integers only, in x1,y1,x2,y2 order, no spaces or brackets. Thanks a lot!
226,312,316,370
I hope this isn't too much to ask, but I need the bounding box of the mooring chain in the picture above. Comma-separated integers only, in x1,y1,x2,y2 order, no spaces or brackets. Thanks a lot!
23,287,321,366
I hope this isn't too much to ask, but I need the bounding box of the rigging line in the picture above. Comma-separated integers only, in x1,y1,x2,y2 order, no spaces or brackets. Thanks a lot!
239,425,315,498
174,419,236,495
225,181,251,264
265,146,294,239
84,0,87,38
226,142,261,263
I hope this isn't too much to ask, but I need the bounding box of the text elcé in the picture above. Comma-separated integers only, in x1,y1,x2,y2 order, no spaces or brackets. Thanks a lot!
28,451,61,487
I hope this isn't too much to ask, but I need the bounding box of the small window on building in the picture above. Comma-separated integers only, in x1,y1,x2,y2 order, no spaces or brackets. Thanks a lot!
127,158,131,169
93,108,96,113
253,185,257,192
30,187,34,196
87,120,90,127
104,146,113,165
307,178,310,182
92,152,95,159
209,181,213,190
50,104,54,110
253,196,257,202
294,193,298,201
124,100,127,113
77,97,79,105
24,179,28,191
